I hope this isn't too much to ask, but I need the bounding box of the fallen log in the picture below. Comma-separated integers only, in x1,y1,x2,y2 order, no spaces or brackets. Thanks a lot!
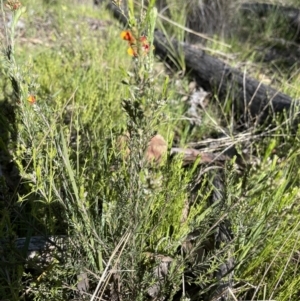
153,30,297,123
107,3,299,125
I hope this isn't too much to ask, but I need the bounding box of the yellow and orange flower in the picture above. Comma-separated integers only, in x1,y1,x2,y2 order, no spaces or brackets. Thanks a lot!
121,30,152,57
120,30,136,44
27,95,36,105
127,46,137,57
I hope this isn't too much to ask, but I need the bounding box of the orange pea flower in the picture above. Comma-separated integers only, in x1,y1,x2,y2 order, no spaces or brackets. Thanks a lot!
127,46,137,57
27,95,36,105
121,30,136,44
121,30,152,57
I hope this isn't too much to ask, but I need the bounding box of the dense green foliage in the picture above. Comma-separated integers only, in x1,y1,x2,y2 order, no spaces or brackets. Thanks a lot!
1,0,300,300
